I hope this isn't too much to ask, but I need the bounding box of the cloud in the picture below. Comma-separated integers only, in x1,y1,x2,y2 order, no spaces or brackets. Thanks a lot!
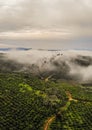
0,0,92,41
0,43,15,48
1,49,92,83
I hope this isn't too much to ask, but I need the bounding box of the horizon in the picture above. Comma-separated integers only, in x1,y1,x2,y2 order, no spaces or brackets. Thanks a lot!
0,47,92,51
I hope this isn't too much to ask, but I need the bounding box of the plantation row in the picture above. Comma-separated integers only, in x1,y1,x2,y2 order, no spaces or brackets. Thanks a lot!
0,72,92,130
50,101,92,130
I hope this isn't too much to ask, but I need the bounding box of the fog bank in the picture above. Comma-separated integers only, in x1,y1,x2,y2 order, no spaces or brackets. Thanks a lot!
1,50,92,83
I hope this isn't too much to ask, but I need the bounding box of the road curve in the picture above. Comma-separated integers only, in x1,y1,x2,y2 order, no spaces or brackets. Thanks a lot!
43,91,92,130
44,116,55,130
43,91,77,130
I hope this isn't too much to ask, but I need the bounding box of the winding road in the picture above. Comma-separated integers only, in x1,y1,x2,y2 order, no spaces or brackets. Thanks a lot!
44,116,55,130
43,90,92,130
43,91,77,130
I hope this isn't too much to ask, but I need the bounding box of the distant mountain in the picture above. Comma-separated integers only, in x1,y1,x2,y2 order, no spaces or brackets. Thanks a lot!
48,49,61,51
16,47,32,51
0,47,32,51
0,48,12,51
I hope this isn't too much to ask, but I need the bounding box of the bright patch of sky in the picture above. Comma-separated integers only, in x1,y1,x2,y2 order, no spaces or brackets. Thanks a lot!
0,0,18,5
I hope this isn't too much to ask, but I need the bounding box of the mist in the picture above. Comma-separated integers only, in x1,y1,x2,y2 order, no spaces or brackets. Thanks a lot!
1,49,92,83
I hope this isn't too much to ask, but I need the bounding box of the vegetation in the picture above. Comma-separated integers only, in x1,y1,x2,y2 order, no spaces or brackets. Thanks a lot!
0,72,92,130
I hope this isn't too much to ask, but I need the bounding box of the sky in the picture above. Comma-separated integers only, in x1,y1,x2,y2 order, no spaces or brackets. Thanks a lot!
0,0,92,49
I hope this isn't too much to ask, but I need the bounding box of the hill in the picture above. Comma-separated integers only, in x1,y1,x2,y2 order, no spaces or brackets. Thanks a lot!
1,50,92,83
0,72,92,130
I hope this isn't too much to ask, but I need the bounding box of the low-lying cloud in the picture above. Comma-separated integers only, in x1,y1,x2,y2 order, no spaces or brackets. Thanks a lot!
1,50,92,83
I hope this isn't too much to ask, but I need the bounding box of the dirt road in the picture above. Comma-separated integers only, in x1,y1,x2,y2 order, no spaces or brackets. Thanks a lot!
43,91,77,130
44,116,55,130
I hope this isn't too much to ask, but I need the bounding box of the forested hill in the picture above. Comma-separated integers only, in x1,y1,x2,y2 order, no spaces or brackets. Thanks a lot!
1,51,92,83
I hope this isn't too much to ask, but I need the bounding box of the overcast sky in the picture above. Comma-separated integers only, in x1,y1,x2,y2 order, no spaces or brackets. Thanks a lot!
0,0,92,49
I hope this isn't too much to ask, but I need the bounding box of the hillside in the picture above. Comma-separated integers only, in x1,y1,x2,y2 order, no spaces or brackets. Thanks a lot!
0,72,92,130
1,50,92,83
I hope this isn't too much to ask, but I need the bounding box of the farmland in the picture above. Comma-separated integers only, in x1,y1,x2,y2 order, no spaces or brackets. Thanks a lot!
0,72,92,130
